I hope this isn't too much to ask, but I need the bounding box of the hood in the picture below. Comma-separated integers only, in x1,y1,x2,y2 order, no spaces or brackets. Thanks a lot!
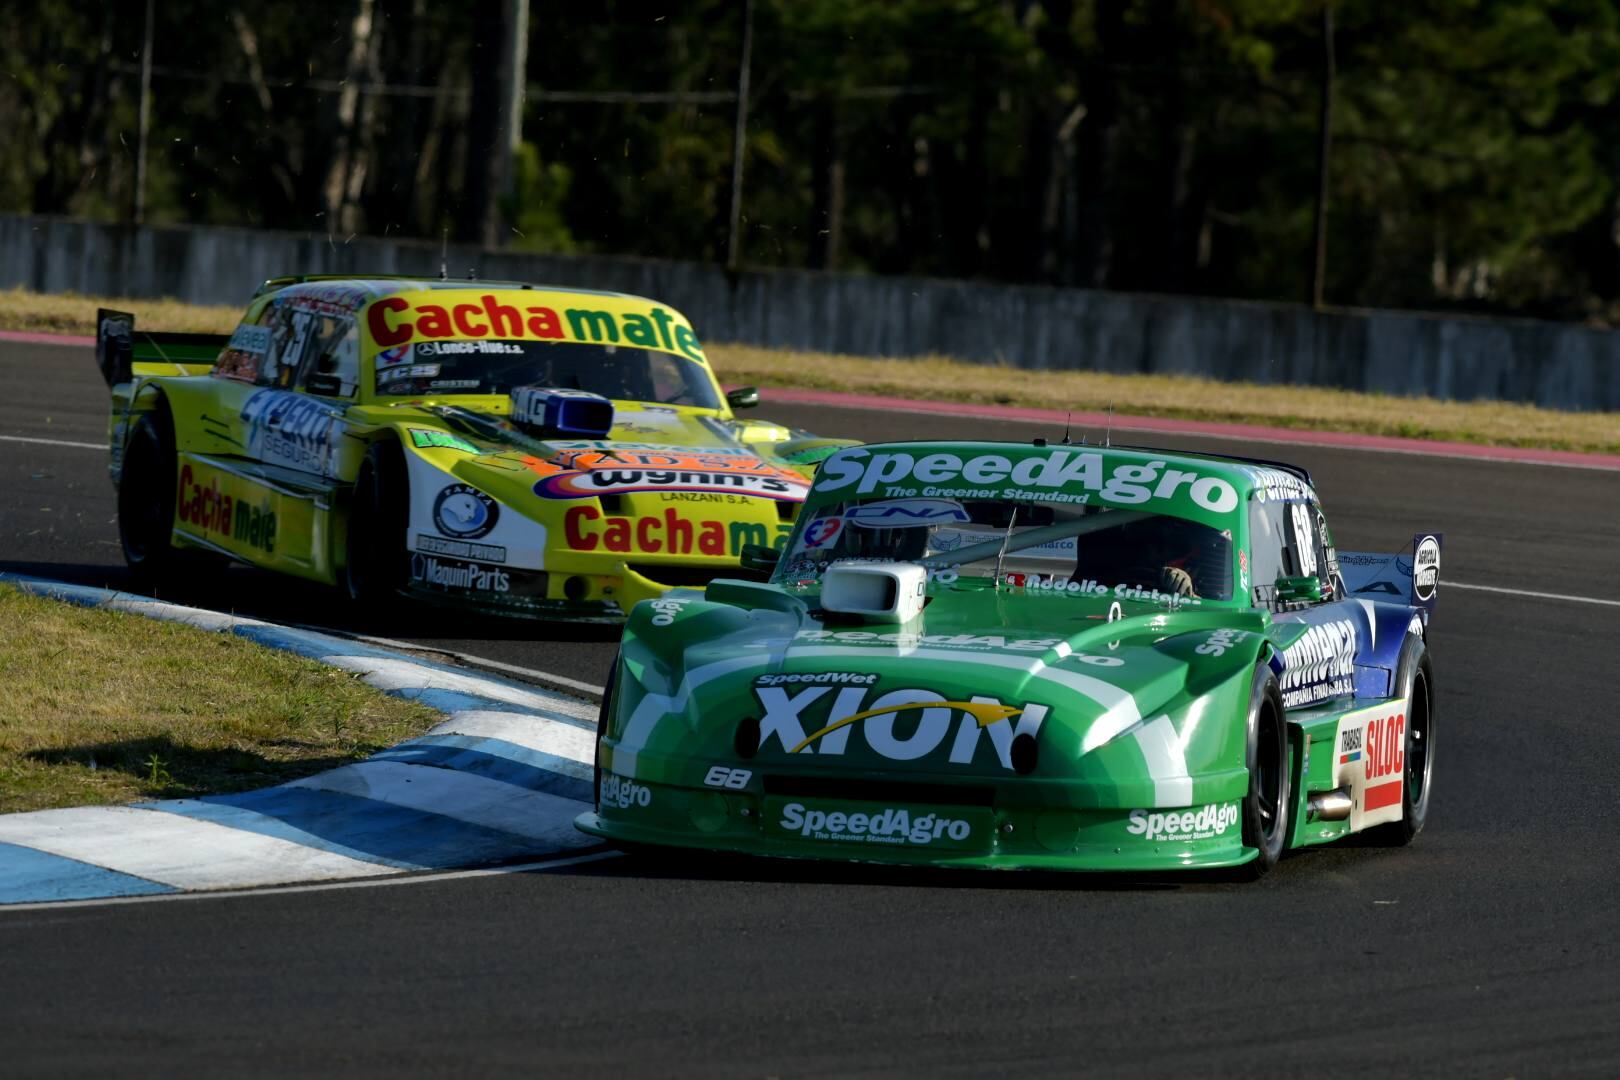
384,401,815,533
616,583,1267,790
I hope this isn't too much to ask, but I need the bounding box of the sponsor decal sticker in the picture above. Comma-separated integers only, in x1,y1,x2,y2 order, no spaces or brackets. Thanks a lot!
780,628,1126,660
175,463,277,553
1277,618,1357,708
754,671,879,687
845,497,970,527
1126,803,1240,842
600,773,652,810
537,467,804,501
415,534,506,563
409,428,482,453
240,389,340,475
814,448,1240,514
1414,535,1440,602
1195,628,1245,657
364,292,707,362
376,344,414,368
1248,467,1316,504
410,554,510,593
564,505,791,555
433,484,499,540
1363,711,1405,810
775,802,975,847
1338,725,1363,764
647,597,687,626
803,515,844,549
753,683,1049,770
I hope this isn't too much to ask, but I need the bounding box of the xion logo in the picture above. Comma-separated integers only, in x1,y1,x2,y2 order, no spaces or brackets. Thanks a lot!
753,686,1047,769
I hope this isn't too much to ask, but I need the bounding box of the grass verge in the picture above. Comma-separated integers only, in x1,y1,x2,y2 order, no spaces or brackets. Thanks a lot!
0,586,441,813
3,287,1616,455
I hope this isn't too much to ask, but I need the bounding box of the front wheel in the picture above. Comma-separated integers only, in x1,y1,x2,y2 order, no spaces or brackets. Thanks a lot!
344,439,409,606
1239,663,1291,878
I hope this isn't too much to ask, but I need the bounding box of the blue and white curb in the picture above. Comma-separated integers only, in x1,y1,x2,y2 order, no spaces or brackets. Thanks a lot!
0,574,604,905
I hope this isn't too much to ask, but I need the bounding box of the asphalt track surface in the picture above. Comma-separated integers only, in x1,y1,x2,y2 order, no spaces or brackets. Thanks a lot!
3,339,1619,1076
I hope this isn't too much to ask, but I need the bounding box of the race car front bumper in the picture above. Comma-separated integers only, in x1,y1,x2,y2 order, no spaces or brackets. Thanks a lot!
575,770,1258,873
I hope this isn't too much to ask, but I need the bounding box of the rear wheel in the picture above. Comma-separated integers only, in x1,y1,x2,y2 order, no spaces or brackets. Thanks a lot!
1372,635,1434,846
1239,663,1291,878
344,439,409,606
118,407,221,586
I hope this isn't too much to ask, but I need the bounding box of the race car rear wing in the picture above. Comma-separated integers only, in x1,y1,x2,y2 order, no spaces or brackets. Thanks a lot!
94,308,227,385
1338,533,1443,618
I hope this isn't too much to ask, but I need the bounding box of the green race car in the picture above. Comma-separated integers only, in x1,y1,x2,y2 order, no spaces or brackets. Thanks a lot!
94,276,849,620
578,440,1441,875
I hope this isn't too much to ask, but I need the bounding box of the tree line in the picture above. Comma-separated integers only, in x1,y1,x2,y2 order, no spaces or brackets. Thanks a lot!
5,0,1620,319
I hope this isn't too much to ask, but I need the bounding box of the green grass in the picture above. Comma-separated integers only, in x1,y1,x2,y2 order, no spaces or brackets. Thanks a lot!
0,586,442,813
4,286,1615,455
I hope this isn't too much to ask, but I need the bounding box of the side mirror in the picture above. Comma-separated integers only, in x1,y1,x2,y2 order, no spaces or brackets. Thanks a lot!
739,543,781,575
305,373,345,397
726,386,760,410
1274,575,1324,603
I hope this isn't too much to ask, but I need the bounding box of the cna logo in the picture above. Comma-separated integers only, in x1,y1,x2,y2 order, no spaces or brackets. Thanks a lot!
753,684,1047,770
844,498,971,527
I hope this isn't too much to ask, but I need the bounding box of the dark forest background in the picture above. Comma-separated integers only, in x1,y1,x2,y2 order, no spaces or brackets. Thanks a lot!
7,0,1620,319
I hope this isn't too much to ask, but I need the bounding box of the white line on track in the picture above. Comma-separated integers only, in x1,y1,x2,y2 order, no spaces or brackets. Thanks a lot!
0,849,621,914
0,433,102,450
1448,580,1620,608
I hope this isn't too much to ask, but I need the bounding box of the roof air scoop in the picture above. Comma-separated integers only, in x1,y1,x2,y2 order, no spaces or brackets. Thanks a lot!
509,387,614,439
821,561,928,624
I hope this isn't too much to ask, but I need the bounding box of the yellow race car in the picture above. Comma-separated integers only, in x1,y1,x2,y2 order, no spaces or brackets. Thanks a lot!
95,275,851,620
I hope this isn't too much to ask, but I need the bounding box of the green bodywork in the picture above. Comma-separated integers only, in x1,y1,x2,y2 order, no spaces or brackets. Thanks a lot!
577,441,1430,871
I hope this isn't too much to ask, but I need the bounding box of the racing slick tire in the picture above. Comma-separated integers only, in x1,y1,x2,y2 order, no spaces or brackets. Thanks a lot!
118,406,221,586
1370,633,1434,846
1238,663,1291,879
344,438,409,606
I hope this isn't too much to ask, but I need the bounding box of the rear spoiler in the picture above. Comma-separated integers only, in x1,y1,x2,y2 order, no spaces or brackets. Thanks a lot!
1338,533,1443,620
94,308,227,385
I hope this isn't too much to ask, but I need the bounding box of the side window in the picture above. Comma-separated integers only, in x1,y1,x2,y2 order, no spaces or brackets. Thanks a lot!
1248,499,1291,600
298,318,359,397
213,312,273,384
1249,497,1334,604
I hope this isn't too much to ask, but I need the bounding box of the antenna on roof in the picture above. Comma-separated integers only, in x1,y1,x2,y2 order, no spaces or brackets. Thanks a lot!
438,228,449,281
1060,411,1073,446
1104,401,1114,448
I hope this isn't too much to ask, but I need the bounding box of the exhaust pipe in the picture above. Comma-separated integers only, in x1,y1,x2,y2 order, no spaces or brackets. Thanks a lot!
1307,787,1353,821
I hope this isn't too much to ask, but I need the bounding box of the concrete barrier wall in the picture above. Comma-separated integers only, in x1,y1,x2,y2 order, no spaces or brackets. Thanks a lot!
2,213,1615,411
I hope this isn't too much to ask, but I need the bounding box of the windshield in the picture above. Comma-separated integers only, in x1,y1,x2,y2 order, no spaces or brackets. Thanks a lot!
777,496,1235,602
371,339,722,408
